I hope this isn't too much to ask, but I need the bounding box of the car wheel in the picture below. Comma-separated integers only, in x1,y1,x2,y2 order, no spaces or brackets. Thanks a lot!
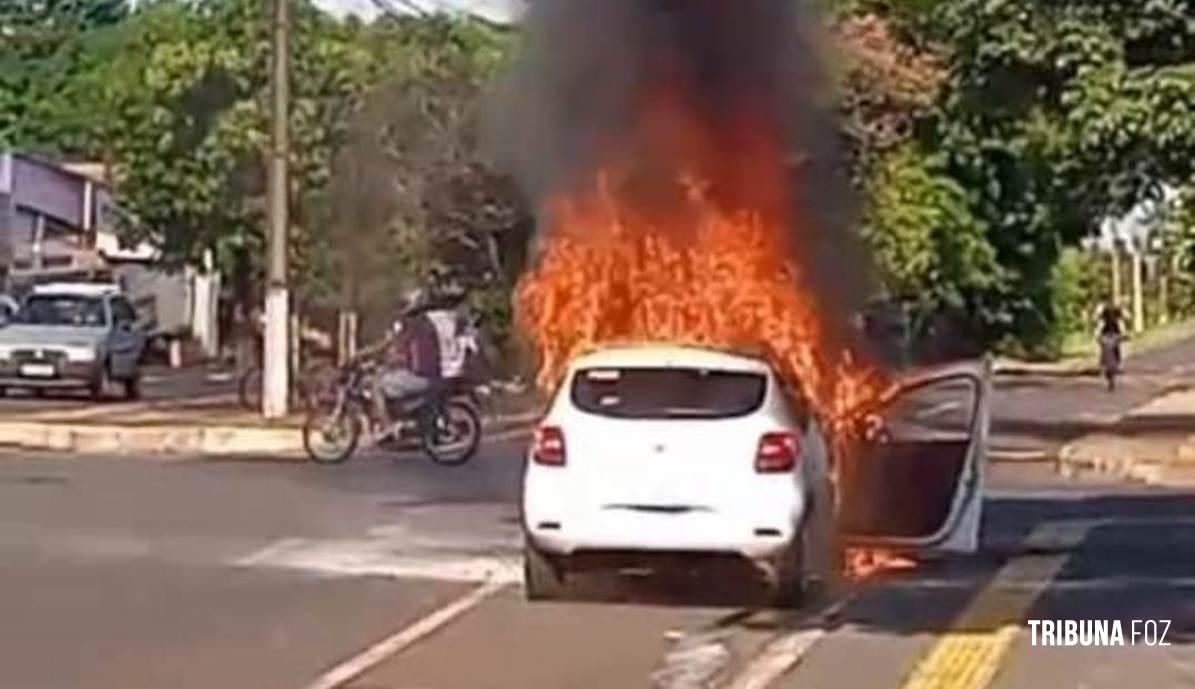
123,375,142,401
89,366,110,402
524,539,567,601
765,542,805,609
802,486,843,600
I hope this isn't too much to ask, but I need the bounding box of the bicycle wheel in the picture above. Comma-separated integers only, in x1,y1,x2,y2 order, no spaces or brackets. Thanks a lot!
298,359,339,411
238,366,263,411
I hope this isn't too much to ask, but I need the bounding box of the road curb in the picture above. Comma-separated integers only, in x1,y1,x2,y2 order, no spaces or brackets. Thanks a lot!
1057,447,1195,487
0,420,306,458
0,411,541,459
1058,430,1195,488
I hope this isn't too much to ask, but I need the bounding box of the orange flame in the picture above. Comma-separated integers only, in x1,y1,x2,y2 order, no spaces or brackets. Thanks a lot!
515,85,891,429
516,173,888,432
844,547,918,581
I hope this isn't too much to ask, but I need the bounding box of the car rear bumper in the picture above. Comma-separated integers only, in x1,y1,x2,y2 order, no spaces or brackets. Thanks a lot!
524,492,807,561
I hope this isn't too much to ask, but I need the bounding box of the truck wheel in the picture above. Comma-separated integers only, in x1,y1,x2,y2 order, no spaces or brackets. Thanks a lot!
524,539,567,601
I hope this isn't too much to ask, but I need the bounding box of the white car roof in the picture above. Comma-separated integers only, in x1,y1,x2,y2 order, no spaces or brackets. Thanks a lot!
568,344,772,374
31,282,121,297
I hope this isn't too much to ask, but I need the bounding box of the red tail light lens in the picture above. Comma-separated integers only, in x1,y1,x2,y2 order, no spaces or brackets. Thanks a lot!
532,426,567,466
755,431,800,473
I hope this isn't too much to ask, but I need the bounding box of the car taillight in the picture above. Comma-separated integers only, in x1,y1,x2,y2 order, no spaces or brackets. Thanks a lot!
755,431,800,473
532,426,567,466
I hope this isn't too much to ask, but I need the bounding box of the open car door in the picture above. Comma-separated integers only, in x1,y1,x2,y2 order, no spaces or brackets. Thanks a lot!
837,356,992,555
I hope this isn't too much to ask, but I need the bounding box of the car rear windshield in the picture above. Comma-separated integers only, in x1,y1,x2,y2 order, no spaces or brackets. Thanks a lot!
571,367,767,419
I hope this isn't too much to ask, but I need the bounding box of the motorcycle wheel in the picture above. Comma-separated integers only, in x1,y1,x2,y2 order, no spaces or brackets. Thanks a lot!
303,404,361,464
420,400,481,466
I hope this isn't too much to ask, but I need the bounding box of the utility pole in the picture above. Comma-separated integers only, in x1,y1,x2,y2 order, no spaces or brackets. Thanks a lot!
263,0,291,418
0,152,13,291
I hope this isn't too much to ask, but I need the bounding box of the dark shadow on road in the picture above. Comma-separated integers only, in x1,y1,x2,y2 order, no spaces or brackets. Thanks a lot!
997,368,1099,380
777,491,1195,642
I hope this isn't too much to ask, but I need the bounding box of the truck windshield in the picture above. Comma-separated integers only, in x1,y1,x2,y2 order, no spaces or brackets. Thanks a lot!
571,367,767,419
19,295,107,327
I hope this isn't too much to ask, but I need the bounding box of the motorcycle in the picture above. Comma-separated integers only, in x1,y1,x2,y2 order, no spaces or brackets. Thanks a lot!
302,358,482,466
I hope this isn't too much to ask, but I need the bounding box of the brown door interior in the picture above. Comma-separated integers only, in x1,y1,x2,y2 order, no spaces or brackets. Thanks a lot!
837,374,980,544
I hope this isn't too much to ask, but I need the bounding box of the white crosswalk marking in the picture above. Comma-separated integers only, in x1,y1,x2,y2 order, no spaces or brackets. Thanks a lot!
236,524,523,583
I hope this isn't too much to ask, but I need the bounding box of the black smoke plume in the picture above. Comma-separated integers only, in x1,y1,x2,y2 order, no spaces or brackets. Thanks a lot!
487,0,874,329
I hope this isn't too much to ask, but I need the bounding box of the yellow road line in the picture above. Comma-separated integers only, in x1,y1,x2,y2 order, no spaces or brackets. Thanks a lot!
897,523,1086,689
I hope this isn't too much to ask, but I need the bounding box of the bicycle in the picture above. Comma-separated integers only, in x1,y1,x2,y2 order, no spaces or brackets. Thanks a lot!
1098,333,1124,392
237,357,338,412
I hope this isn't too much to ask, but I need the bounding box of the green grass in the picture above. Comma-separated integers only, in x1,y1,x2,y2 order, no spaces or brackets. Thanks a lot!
1058,317,1195,362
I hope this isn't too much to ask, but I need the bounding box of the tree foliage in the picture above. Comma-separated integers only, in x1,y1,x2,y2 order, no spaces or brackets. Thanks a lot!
94,0,372,288
314,16,526,340
861,145,1004,337
5,0,1192,356
0,0,130,153
927,0,1195,347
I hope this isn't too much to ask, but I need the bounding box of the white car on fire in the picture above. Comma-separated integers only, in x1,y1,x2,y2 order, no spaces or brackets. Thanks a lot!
522,344,991,604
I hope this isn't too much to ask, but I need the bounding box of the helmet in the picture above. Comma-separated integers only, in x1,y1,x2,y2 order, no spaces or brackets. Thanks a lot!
399,287,427,316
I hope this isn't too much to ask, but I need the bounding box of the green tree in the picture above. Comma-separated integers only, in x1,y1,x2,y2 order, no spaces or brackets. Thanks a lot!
95,0,371,300
861,145,1005,342
928,0,1195,349
316,16,527,342
0,0,130,154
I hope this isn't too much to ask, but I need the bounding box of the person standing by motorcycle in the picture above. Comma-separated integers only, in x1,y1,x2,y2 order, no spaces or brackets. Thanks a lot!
363,289,442,436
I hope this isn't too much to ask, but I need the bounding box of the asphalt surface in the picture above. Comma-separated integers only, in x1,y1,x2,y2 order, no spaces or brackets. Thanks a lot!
989,336,1195,458
0,342,1193,688
0,364,236,412
1,433,1192,689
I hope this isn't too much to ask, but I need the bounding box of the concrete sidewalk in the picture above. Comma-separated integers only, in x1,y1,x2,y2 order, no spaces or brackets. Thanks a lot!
0,395,541,459
1059,387,1195,486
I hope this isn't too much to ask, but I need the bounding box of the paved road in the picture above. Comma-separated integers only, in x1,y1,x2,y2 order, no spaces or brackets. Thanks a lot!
989,337,1195,457
0,365,236,413
1,435,1191,689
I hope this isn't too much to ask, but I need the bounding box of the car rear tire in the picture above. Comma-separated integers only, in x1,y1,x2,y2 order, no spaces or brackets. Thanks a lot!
765,542,806,609
524,540,567,601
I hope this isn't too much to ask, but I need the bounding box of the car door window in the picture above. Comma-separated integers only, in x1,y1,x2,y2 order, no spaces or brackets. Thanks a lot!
111,298,136,329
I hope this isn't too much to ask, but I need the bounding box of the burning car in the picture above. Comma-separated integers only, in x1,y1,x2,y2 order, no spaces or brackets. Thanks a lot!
500,0,992,602
522,344,990,603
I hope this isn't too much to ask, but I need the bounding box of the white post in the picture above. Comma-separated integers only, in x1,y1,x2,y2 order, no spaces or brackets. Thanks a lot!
1131,248,1145,334
0,152,13,282
1110,248,1122,305
262,0,290,418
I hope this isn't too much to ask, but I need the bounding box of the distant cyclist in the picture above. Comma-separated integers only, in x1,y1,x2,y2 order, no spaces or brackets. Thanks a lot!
1093,297,1126,388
